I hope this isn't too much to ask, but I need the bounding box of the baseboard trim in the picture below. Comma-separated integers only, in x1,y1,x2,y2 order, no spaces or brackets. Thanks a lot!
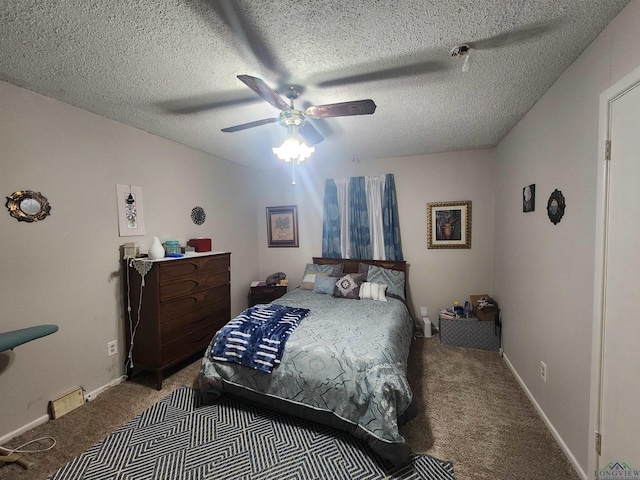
502,353,587,480
85,375,126,402
0,375,127,446
0,415,49,446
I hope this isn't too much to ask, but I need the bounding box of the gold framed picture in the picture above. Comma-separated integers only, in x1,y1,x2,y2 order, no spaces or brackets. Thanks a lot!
427,201,471,249
266,205,299,248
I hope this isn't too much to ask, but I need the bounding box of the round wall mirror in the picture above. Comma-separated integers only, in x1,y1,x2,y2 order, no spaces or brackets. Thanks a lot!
547,189,565,225
6,190,52,222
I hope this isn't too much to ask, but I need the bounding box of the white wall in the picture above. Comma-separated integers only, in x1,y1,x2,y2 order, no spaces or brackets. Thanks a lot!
492,0,640,474
255,148,496,325
0,81,260,439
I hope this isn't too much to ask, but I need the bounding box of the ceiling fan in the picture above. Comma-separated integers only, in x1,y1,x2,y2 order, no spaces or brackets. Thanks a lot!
221,75,377,145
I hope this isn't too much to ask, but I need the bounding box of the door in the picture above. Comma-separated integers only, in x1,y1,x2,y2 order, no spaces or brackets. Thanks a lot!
599,80,640,469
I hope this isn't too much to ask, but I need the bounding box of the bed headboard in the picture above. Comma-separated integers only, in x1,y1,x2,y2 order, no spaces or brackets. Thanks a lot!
312,257,406,274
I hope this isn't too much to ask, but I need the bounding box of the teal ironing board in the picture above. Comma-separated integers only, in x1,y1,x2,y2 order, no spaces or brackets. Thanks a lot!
0,324,58,469
0,325,58,352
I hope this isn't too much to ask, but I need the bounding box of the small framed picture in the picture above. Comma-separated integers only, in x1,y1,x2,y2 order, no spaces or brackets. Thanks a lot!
116,185,145,237
266,205,299,248
523,184,535,212
427,201,472,249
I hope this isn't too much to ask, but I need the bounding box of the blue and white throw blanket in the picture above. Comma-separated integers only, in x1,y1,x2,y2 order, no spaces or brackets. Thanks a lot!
210,304,310,373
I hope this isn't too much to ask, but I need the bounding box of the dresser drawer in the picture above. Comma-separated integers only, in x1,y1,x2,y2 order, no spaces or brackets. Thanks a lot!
159,285,230,321
159,271,229,302
159,255,229,283
160,322,216,364
160,300,230,345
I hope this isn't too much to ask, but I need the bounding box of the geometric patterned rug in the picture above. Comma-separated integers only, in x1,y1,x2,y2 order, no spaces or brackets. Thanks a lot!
48,386,454,480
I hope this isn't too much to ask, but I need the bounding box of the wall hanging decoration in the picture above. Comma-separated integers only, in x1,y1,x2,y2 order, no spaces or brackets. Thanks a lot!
6,190,51,222
266,205,299,248
427,201,472,249
116,185,145,237
523,184,535,212
191,206,206,225
547,189,566,225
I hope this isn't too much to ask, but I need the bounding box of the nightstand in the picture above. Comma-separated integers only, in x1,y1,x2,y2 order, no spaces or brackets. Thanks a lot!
249,282,288,306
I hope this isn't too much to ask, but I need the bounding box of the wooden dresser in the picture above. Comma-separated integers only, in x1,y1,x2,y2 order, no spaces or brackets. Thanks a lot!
123,252,231,389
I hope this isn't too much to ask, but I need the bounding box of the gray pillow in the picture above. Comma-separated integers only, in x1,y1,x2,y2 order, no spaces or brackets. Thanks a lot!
333,273,366,300
300,263,344,289
366,265,405,300
312,275,337,295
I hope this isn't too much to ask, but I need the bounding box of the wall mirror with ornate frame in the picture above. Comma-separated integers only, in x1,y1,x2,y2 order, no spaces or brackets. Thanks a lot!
547,189,566,225
5,190,51,222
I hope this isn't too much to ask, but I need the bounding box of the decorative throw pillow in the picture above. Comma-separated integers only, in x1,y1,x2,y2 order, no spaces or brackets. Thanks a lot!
359,282,387,301
357,262,370,280
366,265,405,300
300,263,344,290
333,273,365,299
312,275,337,295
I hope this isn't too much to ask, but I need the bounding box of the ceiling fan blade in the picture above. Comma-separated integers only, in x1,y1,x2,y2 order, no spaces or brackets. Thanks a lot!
209,1,285,77
471,18,562,50
305,99,376,118
298,122,324,145
316,61,448,87
237,75,290,111
221,117,278,133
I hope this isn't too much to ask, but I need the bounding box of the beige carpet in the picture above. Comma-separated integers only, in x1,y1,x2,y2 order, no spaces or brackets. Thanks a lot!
1,336,580,480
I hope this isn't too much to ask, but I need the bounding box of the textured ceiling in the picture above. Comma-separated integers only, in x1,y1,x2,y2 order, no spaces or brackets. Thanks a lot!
0,0,630,169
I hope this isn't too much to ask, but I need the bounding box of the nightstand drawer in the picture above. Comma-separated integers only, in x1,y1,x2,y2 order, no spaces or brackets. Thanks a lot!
250,284,288,306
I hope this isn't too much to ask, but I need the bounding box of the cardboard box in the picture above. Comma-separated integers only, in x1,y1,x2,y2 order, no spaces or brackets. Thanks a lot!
187,238,211,252
470,294,498,322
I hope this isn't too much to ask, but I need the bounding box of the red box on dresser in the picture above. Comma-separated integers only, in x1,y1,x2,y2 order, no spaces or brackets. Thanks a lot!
187,238,212,252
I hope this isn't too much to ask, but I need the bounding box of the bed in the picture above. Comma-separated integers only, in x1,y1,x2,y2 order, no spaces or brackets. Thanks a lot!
199,257,416,465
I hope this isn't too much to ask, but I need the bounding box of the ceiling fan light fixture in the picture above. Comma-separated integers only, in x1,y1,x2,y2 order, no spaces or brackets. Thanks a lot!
272,124,314,163
272,137,315,163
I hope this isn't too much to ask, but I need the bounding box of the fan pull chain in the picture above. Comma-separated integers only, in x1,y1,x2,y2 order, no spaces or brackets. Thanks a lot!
291,160,296,185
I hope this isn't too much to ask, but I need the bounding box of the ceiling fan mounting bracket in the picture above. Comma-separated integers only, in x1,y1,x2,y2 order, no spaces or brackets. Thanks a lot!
283,85,303,101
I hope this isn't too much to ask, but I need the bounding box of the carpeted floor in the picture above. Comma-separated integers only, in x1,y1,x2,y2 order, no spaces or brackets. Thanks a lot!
0,335,581,480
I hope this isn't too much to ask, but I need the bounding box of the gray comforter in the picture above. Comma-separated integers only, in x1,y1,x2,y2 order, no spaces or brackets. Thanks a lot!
199,288,415,464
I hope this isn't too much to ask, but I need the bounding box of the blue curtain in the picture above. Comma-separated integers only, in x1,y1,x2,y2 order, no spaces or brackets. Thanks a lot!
321,179,341,258
382,174,403,260
348,177,371,259
322,173,402,260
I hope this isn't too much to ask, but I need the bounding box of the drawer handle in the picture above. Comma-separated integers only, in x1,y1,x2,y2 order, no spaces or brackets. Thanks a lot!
192,334,209,343
191,317,209,325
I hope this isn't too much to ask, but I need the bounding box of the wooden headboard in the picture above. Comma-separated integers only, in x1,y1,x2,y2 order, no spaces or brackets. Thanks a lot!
312,257,406,274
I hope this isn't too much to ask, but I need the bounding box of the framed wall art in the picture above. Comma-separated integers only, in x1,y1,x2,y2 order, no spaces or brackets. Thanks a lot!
523,184,535,212
266,205,299,248
116,184,145,237
427,200,472,249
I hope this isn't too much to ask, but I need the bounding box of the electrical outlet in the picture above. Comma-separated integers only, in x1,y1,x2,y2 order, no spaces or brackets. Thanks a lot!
420,307,428,317
107,340,118,357
540,361,547,382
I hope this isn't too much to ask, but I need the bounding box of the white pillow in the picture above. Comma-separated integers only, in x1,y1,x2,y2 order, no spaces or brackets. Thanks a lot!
359,282,387,302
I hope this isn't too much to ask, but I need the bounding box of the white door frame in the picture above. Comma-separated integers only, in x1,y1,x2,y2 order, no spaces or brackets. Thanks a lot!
588,64,640,478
